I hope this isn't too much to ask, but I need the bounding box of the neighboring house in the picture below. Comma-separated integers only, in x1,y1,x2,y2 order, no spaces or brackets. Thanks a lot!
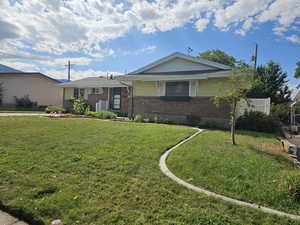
0,72,63,107
58,77,131,115
118,52,240,127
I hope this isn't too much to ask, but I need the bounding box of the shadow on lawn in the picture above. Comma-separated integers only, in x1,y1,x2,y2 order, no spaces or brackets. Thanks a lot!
0,201,44,225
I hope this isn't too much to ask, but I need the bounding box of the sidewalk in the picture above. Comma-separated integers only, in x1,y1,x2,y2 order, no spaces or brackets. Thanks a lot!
0,211,28,225
0,113,46,116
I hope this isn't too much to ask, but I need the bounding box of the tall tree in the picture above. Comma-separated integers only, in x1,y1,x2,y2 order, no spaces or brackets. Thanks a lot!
294,61,300,78
247,61,291,104
199,49,236,67
213,67,253,145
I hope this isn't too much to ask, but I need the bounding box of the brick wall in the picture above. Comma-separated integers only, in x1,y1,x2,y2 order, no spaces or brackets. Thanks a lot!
120,87,129,115
130,96,231,127
87,88,108,111
87,87,129,115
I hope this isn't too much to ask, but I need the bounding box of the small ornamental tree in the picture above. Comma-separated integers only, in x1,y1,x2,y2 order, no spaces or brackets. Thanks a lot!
213,67,253,145
73,98,88,115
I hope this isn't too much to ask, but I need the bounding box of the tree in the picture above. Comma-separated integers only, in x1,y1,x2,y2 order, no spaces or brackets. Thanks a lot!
213,67,253,145
199,49,236,67
247,61,291,104
294,61,300,78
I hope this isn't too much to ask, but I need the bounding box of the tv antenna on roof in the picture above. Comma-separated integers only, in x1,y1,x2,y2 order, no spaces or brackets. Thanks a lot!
187,47,193,55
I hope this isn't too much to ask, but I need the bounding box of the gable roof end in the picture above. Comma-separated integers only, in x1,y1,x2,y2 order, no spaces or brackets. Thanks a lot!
130,52,232,74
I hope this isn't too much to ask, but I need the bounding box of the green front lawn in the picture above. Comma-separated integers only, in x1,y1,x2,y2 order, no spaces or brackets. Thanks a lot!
0,117,299,225
168,130,300,214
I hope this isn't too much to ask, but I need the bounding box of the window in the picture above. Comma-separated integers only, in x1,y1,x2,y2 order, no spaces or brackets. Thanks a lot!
79,89,85,98
166,81,189,97
92,88,100,94
73,88,85,98
73,88,79,98
111,88,121,110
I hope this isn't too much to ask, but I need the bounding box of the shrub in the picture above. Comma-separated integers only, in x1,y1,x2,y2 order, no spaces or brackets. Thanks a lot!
15,95,37,108
45,106,66,113
186,114,201,126
236,111,281,134
73,98,88,115
134,114,143,122
94,110,117,119
84,110,96,117
271,103,290,124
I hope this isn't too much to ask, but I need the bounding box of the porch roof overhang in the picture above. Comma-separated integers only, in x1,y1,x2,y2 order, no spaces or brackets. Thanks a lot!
57,77,131,88
117,70,231,82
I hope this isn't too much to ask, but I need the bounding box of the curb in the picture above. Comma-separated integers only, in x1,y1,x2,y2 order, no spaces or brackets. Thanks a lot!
159,128,300,221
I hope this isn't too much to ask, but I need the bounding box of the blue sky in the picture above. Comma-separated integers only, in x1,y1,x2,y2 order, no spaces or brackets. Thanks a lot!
0,0,299,85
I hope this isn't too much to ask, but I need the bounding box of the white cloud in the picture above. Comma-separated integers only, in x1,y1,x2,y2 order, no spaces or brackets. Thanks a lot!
286,34,300,43
122,45,157,56
195,18,210,32
0,0,299,77
44,69,121,80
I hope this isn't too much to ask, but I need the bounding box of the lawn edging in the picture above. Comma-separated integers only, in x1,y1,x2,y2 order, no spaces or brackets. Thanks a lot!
159,128,300,221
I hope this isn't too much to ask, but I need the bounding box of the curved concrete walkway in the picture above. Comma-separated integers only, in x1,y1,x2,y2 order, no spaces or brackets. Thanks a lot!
159,128,300,221
0,113,46,116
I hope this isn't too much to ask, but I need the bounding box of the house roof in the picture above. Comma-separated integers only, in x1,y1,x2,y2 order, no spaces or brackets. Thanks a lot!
130,52,232,74
0,72,62,83
0,64,23,73
57,77,131,88
118,70,231,81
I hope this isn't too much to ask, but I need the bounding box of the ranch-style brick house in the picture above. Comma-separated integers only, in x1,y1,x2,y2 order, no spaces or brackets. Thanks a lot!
119,52,235,127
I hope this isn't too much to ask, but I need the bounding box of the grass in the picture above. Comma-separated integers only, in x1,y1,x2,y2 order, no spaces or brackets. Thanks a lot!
0,117,299,225
168,130,300,215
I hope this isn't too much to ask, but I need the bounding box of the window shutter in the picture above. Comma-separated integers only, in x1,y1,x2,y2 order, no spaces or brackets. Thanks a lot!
189,80,197,97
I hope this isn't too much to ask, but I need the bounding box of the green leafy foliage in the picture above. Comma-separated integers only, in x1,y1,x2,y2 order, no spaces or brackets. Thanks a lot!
271,103,290,124
45,106,66,113
199,49,236,67
213,67,254,144
236,111,281,133
93,110,117,119
186,114,201,126
294,61,300,79
134,114,143,122
247,61,291,104
72,98,88,115
15,95,37,108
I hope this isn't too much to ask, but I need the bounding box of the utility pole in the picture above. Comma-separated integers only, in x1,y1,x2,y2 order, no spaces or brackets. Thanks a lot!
65,60,75,81
252,43,258,70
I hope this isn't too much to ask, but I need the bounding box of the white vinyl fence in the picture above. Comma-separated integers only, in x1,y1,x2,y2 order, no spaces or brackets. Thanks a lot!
237,98,271,117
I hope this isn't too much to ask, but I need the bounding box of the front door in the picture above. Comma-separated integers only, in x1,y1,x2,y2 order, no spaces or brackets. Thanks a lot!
110,88,121,110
